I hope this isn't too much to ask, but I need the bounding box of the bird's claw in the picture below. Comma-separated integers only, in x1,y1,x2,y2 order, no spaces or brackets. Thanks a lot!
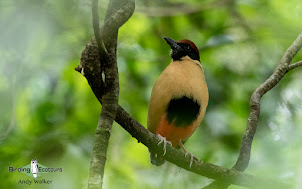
185,152,202,168
179,139,201,168
156,134,172,156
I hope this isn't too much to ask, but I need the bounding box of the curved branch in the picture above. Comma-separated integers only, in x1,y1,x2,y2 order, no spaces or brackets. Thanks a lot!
92,0,108,55
235,32,302,170
204,32,302,189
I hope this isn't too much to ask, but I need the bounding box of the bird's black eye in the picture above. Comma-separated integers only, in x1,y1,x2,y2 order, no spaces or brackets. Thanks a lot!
185,45,190,50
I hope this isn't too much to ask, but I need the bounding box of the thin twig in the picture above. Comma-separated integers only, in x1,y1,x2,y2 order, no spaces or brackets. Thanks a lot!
287,60,302,72
92,0,108,55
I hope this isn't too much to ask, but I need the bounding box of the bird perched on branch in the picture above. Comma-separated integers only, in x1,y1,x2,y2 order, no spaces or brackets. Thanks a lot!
147,37,209,167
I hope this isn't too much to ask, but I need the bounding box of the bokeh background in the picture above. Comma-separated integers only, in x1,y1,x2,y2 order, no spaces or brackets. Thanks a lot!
1,0,302,188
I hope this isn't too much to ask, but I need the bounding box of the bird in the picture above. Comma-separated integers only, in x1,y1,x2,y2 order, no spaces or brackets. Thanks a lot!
147,37,209,167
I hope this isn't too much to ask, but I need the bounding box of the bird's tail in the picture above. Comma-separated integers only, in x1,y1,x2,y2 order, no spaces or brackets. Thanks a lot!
149,150,165,166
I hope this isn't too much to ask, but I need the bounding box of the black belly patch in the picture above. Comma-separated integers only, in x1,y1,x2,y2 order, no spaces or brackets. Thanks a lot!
166,96,201,127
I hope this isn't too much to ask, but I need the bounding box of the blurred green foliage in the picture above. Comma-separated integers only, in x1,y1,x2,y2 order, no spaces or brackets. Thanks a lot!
1,0,302,188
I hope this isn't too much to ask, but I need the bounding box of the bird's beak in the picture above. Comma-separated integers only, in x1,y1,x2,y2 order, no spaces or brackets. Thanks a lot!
164,37,181,50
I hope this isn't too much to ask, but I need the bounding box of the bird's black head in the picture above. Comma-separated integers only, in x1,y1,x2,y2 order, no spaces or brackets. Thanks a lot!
164,37,200,61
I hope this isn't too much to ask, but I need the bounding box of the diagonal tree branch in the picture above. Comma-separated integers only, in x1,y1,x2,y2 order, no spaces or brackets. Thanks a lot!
203,32,302,189
114,105,291,189
75,26,301,189
76,66,291,188
76,51,290,188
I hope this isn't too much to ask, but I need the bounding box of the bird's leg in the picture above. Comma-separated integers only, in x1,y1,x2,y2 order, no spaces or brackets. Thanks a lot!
179,139,201,168
156,134,172,156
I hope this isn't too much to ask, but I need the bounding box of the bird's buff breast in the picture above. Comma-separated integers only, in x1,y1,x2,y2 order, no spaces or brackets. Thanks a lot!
147,56,208,146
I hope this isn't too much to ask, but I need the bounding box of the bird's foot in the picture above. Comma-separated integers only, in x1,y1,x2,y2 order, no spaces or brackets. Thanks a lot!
184,152,202,168
156,134,172,156
179,139,201,168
